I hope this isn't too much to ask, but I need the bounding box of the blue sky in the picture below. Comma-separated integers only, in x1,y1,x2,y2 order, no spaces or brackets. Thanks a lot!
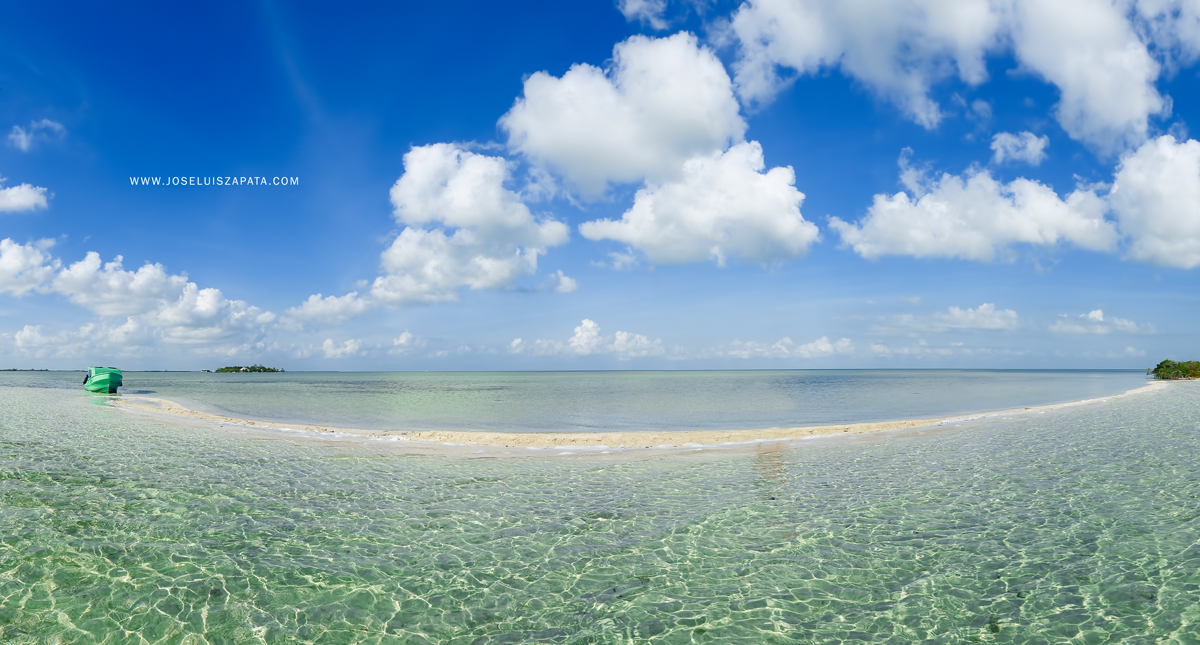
1,0,1199,370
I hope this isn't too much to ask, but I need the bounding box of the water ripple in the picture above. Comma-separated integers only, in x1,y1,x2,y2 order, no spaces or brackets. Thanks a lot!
0,381,1196,642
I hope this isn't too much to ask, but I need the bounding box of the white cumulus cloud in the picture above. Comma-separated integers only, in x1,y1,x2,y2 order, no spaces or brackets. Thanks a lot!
1109,135,1200,268
390,331,426,355
726,0,1181,153
389,144,567,243
933,302,1019,330
618,0,668,29
283,292,373,326
830,152,1117,261
511,319,665,360
611,329,665,359
145,283,275,346
1008,0,1165,154
322,338,362,358
0,177,50,212
546,270,577,293
369,143,569,306
868,339,1017,359
14,319,151,360
284,142,575,321
1135,0,1200,71
579,141,819,265
4,249,278,355
726,0,1002,127
568,318,604,354
50,253,275,345
722,335,854,359
1049,309,1155,334
885,303,1019,333
991,131,1049,165
500,32,745,197
1,240,281,359
52,253,189,316
0,238,58,296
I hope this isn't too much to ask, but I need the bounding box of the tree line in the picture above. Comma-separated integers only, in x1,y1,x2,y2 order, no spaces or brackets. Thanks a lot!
1148,360,1200,380
215,365,285,373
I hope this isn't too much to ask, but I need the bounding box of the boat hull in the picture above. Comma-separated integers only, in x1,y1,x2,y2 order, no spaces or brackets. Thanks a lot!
84,368,122,394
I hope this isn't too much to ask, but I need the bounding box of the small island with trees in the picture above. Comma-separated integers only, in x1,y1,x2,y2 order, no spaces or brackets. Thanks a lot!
214,365,285,373
1148,359,1200,380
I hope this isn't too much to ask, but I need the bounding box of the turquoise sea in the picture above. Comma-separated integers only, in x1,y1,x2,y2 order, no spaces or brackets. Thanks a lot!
80,369,1148,432
2,369,1198,643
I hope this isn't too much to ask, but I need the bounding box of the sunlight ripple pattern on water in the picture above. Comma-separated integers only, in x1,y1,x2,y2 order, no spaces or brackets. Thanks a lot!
0,373,1197,642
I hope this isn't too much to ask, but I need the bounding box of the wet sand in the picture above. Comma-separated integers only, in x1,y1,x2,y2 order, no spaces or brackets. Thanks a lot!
109,381,1169,451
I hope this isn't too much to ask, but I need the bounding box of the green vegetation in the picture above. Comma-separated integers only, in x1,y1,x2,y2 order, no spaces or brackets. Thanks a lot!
215,365,284,373
1148,359,1200,380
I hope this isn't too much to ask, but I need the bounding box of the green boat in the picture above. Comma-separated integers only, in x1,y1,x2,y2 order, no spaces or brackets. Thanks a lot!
83,367,122,394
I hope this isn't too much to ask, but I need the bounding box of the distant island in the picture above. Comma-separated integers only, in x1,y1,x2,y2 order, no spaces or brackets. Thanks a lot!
1148,359,1200,380
215,365,285,373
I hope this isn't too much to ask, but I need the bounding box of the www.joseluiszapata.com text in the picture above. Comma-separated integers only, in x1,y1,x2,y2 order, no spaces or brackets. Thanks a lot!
129,176,299,186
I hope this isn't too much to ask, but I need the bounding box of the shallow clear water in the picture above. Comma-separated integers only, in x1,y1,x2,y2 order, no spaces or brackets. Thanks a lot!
0,373,1197,642
2,369,1149,432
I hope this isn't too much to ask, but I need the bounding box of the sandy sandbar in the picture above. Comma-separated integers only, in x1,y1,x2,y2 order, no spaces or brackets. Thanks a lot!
108,380,1170,451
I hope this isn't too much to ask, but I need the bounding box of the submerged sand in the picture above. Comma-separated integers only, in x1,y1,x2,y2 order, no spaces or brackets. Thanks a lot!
109,381,1169,451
